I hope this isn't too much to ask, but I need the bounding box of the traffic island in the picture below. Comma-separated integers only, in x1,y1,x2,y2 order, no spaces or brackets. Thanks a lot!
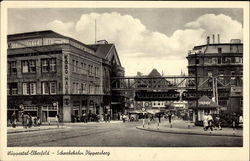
136,126,243,137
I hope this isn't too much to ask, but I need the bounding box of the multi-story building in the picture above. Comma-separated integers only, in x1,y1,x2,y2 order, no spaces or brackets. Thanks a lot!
7,30,124,122
186,35,243,121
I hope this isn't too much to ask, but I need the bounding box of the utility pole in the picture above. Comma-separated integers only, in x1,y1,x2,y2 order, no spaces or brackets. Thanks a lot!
95,19,97,44
195,52,198,122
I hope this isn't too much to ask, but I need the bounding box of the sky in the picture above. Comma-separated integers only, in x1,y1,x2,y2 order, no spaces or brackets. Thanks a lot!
8,8,243,76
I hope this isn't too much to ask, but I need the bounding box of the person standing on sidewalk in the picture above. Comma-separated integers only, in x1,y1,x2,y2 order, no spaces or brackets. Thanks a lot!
232,113,238,131
11,112,16,128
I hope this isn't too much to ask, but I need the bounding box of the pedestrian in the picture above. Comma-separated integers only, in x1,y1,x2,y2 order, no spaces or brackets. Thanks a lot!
37,117,41,126
207,113,213,131
232,113,238,131
23,113,27,128
215,114,222,130
27,113,32,128
34,117,37,126
122,114,126,123
158,113,161,123
203,112,209,131
168,113,172,124
11,112,16,128
21,112,25,128
55,114,59,128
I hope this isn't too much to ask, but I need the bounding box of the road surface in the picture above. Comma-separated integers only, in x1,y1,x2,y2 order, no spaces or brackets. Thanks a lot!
8,120,242,147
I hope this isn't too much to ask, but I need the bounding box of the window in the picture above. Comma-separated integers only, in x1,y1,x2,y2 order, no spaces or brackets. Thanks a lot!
41,59,49,72
8,83,18,95
42,82,50,94
23,82,36,95
235,57,242,64
205,58,212,64
73,83,76,93
41,58,56,72
218,58,222,64
29,60,36,73
208,71,213,77
76,61,78,72
83,63,87,74
50,82,57,94
81,62,84,74
72,60,75,72
76,83,79,94
42,81,56,94
22,60,29,73
30,83,36,95
8,61,17,74
225,57,231,64
212,58,217,64
196,58,199,64
231,71,235,75
218,48,222,53
22,60,36,73
23,83,30,95
50,59,56,72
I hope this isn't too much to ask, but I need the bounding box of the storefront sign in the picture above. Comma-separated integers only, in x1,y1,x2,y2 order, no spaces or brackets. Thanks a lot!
231,87,243,96
198,101,210,105
63,54,70,94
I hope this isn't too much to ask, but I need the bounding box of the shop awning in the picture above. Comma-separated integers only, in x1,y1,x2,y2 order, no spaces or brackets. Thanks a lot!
189,95,221,109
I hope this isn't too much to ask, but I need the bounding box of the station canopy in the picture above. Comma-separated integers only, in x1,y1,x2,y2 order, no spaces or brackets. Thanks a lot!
189,95,221,109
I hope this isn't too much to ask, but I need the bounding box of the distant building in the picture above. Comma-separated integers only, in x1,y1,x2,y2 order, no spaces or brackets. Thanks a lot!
133,69,170,112
186,35,243,121
7,30,124,122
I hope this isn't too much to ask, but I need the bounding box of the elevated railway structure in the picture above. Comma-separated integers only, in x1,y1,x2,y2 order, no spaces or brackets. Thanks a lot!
111,75,243,101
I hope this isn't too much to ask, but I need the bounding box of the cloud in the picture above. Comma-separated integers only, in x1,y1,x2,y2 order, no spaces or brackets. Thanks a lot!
46,13,243,76
46,20,75,37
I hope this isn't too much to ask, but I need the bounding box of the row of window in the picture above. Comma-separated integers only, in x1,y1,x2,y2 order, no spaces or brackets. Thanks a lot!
190,57,243,66
7,82,57,95
203,57,243,65
189,70,242,77
72,59,100,77
72,82,100,94
8,58,56,74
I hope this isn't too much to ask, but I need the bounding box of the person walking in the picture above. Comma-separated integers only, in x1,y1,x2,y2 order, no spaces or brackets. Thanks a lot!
157,113,161,123
122,114,126,123
203,112,209,131
207,113,213,131
55,114,59,128
168,113,172,124
27,113,32,128
23,113,27,128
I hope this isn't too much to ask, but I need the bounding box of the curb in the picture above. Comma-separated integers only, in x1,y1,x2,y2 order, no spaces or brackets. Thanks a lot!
7,126,67,134
136,126,242,137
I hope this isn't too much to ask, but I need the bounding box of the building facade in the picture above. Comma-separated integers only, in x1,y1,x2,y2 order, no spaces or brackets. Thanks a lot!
186,35,243,121
7,30,124,123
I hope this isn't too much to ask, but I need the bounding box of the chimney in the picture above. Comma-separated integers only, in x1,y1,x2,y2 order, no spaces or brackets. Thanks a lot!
218,34,220,44
207,36,210,45
212,34,215,44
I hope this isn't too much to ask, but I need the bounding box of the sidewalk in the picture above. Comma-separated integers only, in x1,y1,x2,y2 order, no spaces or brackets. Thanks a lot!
7,120,123,134
136,119,243,137
7,125,66,134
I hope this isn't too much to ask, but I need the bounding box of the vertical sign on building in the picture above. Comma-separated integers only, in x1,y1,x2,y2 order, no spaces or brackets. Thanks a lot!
63,53,70,94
